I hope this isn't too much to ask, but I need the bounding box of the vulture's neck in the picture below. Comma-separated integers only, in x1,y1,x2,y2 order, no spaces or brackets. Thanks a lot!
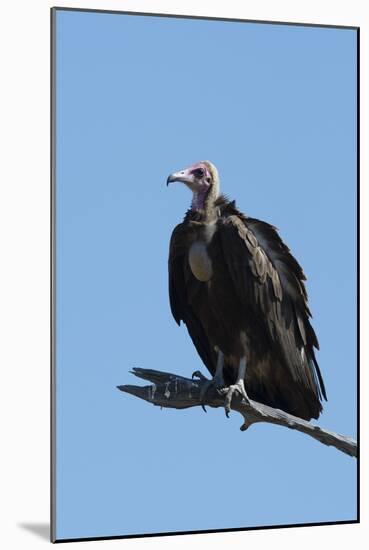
191,181,220,218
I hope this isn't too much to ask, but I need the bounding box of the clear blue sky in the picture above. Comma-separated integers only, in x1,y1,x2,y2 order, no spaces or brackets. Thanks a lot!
55,9,357,541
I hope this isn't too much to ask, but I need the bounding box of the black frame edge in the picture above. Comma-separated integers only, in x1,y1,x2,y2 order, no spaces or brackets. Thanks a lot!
356,26,360,524
51,5,359,30
50,6,57,544
54,520,359,544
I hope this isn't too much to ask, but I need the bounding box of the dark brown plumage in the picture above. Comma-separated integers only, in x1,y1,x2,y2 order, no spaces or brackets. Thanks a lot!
167,161,327,420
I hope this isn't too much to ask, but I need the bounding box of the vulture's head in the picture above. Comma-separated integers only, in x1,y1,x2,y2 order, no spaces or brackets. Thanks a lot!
166,161,220,209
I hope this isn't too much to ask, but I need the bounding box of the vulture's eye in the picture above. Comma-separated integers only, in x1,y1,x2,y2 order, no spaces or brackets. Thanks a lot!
193,168,205,178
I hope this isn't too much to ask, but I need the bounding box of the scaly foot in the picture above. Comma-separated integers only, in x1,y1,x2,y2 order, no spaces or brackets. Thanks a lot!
222,379,250,417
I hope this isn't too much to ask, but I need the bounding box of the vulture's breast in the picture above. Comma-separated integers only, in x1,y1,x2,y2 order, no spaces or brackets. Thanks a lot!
188,222,217,282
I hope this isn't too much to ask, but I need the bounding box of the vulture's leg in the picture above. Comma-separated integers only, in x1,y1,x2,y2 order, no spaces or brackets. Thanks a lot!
212,348,226,386
223,357,250,417
192,349,226,411
192,348,225,386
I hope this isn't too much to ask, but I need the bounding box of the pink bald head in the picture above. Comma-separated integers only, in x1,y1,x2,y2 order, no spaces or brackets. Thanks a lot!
166,160,220,209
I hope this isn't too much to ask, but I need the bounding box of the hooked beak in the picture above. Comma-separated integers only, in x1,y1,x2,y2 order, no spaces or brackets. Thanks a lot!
166,170,193,186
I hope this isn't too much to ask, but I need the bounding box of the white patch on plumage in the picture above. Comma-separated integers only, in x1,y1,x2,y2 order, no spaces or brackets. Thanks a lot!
188,221,218,282
188,241,213,282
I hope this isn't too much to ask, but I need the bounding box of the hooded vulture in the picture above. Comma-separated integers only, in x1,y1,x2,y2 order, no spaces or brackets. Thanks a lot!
167,160,327,421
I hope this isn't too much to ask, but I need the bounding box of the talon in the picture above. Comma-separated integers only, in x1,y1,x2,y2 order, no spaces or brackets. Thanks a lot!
223,380,250,417
192,370,208,381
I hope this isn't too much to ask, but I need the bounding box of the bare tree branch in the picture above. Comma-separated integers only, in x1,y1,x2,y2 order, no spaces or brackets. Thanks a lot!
117,367,357,458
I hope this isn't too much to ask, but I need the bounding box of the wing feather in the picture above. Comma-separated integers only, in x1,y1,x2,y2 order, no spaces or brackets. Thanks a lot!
218,213,326,401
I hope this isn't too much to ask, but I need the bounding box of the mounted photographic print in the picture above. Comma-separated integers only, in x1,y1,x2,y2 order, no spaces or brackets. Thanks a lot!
51,7,359,543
